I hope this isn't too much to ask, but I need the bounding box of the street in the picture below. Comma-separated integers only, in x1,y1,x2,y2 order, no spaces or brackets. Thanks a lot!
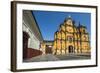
23,53,91,62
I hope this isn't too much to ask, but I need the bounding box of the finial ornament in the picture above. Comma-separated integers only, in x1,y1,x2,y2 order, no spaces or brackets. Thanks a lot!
68,15,71,18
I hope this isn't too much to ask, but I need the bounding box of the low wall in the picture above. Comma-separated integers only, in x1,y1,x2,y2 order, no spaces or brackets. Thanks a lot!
26,48,42,59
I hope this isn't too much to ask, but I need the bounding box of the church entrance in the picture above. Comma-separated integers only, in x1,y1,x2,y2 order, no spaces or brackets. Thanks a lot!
68,45,74,53
45,45,52,54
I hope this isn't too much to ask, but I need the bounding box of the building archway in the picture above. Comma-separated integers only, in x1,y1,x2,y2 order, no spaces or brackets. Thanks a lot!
45,45,52,54
23,31,30,59
68,45,74,53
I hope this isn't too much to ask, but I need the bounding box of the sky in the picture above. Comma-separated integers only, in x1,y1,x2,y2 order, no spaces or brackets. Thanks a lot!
32,11,91,40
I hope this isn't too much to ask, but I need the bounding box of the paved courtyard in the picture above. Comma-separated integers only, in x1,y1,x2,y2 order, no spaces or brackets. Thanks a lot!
23,53,91,62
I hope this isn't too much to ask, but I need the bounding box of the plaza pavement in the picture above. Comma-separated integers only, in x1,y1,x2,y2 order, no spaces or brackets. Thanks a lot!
23,53,91,62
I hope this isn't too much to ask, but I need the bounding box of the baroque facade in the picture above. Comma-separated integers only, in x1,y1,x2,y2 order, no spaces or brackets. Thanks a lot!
52,16,91,55
40,16,91,55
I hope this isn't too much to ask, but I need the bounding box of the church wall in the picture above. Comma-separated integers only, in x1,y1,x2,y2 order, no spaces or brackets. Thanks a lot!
52,16,91,55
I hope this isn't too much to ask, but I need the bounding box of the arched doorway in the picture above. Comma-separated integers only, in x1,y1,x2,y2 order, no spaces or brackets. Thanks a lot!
23,31,30,59
45,45,52,54
68,45,74,53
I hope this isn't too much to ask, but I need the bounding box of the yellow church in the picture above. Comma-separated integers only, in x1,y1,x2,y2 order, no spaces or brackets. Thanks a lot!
40,16,91,55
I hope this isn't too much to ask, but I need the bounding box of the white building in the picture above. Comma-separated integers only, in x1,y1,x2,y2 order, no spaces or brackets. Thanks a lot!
23,10,43,59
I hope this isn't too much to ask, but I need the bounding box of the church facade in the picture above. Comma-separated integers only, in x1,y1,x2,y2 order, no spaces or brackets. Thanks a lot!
52,16,91,55
40,16,91,55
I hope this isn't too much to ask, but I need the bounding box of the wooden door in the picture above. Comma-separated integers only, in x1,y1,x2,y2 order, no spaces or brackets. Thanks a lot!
45,45,52,54
23,31,30,59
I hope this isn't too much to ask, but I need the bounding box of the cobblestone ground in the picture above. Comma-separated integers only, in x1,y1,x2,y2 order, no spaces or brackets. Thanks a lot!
23,53,91,62
55,53,91,60
24,54,59,62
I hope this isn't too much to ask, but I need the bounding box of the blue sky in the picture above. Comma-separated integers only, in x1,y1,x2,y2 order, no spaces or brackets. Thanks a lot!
32,11,91,40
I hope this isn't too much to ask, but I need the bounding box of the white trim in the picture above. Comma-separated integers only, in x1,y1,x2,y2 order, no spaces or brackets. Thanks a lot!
16,3,96,70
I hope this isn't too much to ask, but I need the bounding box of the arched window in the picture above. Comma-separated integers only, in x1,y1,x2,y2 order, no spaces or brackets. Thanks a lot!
84,35,87,41
67,36,73,43
83,29,86,33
